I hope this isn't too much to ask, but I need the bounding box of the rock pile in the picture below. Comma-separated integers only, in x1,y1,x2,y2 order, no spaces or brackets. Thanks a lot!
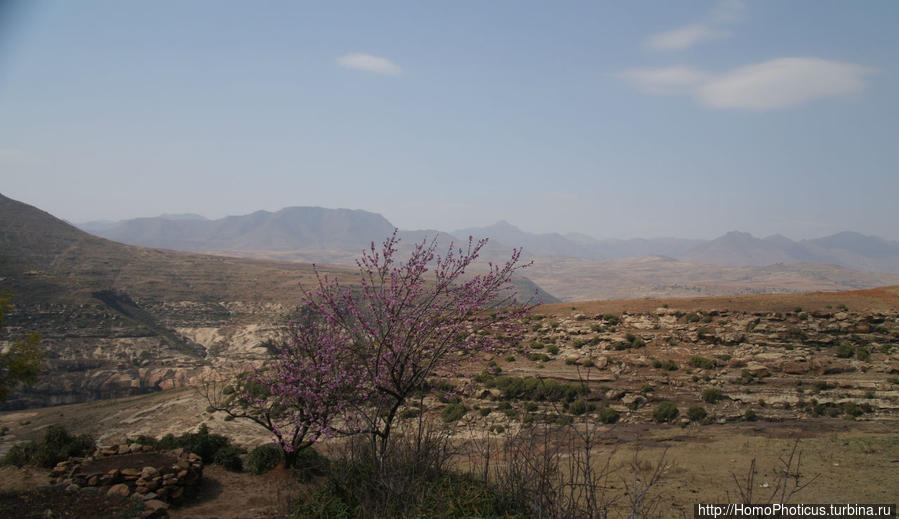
49,446,203,518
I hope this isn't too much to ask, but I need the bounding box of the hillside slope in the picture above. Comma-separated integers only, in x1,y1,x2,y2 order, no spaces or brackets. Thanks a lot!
0,194,553,409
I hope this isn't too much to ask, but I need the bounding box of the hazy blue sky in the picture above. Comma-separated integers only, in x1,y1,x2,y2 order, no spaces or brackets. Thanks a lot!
1,1,897,239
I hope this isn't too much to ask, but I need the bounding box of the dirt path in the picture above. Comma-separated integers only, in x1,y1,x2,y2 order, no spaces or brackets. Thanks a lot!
169,465,300,519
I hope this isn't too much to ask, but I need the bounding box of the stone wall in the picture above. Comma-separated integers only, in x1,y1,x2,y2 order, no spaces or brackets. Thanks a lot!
49,446,203,518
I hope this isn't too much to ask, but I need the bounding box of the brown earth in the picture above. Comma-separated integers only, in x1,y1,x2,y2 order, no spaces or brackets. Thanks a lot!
0,484,145,518
1,286,898,516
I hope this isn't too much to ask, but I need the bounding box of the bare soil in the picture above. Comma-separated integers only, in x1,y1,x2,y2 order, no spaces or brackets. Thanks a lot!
0,485,144,519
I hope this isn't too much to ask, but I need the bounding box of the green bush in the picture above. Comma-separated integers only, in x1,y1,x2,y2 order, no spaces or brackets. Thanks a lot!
131,434,157,447
293,448,330,481
688,356,715,369
1,445,29,467
213,445,244,472
843,402,863,418
486,376,587,402
400,408,421,419
441,403,467,423
836,343,855,358
598,407,620,424
856,347,870,361
653,401,679,423
247,444,284,475
294,457,523,519
702,388,724,404
744,409,757,422
614,333,646,350
687,406,707,422
155,424,230,464
1,425,95,468
602,314,620,325
568,399,593,416
546,345,560,355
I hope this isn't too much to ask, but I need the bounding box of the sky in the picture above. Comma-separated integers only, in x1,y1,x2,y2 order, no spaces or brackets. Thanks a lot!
1,1,897,240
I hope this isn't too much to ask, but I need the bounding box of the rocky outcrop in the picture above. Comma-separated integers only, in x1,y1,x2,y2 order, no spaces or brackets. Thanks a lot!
1,299,289,410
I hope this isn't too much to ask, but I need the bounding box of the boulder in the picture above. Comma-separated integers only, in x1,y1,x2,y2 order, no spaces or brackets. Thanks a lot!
108,483,130,497
782,361,809,375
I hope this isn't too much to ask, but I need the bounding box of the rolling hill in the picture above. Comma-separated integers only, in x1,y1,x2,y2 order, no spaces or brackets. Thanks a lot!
0,194,554,409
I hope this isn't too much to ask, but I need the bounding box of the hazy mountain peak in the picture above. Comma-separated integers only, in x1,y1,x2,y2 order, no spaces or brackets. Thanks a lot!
158,213,208,221
720,230,756,241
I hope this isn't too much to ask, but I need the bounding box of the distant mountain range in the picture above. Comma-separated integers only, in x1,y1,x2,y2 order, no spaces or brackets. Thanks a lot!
458,225,899,273
454,220,703,260
80,210,899,274
79,207,397,252
0,195,556,308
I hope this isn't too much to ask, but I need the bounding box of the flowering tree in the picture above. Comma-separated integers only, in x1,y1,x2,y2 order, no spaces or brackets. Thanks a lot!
209,231,533,465
290,231,534,463
205,308,364,465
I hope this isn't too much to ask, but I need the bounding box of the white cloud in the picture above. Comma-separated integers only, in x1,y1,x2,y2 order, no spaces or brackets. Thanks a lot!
646,24,729,51
619,58,871,111
646,0,744,51
616,66,710,95
336,53,402,75
697,58,871,110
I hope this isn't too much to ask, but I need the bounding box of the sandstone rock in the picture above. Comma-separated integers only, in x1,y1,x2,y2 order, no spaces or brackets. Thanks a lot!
108,483,130,497
782,361,809,374
605,389,625,400
621,394,643,407
144,499,168,512
728,358,747,368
